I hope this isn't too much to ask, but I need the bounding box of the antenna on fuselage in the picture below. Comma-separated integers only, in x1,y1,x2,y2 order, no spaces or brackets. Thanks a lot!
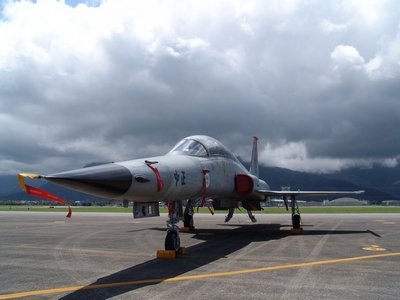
249,136,259,177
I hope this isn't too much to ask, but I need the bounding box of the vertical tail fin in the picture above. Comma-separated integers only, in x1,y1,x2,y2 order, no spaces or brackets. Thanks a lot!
249,136,259,177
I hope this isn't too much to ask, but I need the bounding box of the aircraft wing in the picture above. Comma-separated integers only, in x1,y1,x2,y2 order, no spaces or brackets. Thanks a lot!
256,189,364,212
256,189,364,197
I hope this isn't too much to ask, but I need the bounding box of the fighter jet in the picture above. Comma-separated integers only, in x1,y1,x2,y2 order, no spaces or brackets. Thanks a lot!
18,135,363,257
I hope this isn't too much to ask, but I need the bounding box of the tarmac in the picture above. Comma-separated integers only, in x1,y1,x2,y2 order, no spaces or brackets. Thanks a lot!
0,211,399,300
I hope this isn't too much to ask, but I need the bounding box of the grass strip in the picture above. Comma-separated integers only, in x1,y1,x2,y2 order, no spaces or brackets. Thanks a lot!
1,205,399,214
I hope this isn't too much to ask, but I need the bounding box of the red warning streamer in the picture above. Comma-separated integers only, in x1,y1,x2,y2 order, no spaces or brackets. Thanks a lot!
198,169,214,215
200,169,209,207
17,173,72,218
146,162,164,192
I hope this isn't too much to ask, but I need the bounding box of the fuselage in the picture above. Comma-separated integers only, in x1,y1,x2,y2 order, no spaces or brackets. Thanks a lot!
44,135,269,204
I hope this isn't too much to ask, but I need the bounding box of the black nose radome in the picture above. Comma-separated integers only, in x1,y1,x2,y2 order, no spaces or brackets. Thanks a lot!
45,163,132,198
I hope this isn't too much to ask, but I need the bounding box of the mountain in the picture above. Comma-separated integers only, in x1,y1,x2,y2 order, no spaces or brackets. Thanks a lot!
0,175,26,198
326,165,400,200
1,164,399,203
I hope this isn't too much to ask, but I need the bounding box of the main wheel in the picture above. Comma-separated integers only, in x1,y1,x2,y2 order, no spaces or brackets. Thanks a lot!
183,214,194,229
165,230,180,252
292,213,301,229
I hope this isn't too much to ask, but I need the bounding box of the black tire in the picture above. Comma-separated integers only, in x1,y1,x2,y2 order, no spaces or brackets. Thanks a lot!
183,214,193,229
165,230,180,252
292,213,301,229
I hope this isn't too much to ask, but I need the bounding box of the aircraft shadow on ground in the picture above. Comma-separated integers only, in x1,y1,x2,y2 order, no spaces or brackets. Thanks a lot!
60,223,373,300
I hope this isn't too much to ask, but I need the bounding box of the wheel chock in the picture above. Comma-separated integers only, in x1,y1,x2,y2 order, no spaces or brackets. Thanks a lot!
178,247,186,255
290,228,303,235
156,250,176,259
180,227,195,232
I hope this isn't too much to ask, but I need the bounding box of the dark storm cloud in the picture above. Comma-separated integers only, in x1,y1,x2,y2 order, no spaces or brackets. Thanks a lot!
1,0,399,174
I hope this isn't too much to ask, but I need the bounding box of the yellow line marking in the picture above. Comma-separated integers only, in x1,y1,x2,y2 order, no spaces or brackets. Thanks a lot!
1,252,399,299
383,222,395,224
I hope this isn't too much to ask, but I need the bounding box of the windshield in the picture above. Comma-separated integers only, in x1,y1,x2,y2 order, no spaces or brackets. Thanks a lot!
169,139,208,157
169,135,242,164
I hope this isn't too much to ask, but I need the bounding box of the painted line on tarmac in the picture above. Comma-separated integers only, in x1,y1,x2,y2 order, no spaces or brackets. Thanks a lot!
1,252,399,299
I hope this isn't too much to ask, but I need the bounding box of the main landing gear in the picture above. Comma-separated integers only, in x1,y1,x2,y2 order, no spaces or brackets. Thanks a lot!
182,199,195,231
157,200,186,259
289,195,303,234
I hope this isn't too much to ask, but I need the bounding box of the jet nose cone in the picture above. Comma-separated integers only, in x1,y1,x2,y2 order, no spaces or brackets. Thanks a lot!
45,163,132,198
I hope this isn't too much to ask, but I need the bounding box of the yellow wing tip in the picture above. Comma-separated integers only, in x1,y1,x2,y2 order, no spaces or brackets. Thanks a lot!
17,173,41,192
18,173,41,179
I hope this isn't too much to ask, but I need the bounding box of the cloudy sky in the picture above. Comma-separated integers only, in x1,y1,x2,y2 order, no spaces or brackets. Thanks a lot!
1,0,399,175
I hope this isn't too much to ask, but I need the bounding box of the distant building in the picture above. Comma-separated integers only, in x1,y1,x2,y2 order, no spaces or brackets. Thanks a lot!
382,200,400,206
323,197,368,206
300,201,321,207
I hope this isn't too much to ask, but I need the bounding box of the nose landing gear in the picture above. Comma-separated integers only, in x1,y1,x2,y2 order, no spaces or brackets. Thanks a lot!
165,226,180,252
157,200,186,259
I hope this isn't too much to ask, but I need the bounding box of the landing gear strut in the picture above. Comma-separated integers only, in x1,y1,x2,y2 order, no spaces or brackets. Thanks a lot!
225,207,235,222
290,195,303,234
157,200,186,259
247,209,257,223
183,199,195,230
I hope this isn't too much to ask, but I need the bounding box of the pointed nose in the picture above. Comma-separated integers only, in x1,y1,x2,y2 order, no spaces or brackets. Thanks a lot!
45,163,132,198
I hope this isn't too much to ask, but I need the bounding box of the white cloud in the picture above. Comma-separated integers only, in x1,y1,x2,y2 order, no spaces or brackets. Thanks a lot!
1,0,400,174
320,19,348,33
260,141,399,173
365,55,383,77
331,45,365,67
330,39,400,79
166,37,209,59
259,141,348,173
339,0,386,25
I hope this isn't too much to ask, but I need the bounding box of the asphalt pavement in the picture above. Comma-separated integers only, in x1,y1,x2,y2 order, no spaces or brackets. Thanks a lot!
0,211,399,299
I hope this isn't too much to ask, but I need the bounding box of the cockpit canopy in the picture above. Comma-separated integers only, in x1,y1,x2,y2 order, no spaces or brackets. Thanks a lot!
169,135,240,162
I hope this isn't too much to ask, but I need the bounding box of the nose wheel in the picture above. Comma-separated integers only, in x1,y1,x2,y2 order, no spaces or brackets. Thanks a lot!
165,227,180,252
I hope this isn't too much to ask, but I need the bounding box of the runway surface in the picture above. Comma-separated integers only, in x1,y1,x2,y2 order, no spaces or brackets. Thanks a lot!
1,211,399,299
